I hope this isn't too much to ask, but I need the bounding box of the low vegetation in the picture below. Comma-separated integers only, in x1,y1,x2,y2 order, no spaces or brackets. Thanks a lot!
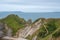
0,14,60,40
0,14,26,35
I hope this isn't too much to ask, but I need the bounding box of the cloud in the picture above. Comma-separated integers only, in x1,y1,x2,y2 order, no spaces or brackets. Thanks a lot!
0,0,20,3
0,0,60,5
0,4,60,12
0,0,60,12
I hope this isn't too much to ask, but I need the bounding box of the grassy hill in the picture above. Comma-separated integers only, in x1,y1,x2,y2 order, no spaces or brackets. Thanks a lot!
0,14,60,40
35,18,60,40
0,14,26,35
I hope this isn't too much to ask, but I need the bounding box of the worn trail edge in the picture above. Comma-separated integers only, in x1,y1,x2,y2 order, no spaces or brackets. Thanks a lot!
3,19,42,40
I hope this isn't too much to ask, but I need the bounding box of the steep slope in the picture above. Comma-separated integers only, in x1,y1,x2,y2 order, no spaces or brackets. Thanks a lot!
0,14,60,40
0,14,26,35
36,18,60,40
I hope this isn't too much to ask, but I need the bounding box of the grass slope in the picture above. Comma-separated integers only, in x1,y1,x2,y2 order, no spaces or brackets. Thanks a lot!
33,18,60,40
0,14,26,35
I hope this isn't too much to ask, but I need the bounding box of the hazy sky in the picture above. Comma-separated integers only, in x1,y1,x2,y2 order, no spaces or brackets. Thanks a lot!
0,0,60,12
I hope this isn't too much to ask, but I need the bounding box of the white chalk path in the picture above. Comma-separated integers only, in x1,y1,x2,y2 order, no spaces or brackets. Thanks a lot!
3,19,41,40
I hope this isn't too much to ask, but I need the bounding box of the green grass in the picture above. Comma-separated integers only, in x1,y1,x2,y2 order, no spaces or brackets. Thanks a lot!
33,18,60,40
0,14,26,36
0,14,60,40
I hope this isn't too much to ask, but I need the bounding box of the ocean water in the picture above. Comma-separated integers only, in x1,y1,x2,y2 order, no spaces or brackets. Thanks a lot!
0,11,60,21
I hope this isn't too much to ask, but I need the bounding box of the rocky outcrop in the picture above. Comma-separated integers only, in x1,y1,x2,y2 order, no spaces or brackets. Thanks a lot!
27,19,32,24
4,24,12,37
0,22,12,40
0,22,5,38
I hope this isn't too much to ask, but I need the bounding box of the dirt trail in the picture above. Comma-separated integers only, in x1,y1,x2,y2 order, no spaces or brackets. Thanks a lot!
3,19,42,40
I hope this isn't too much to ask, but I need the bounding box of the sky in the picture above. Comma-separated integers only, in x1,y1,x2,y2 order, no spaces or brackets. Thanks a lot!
0,0,60,21
0,0,60,12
